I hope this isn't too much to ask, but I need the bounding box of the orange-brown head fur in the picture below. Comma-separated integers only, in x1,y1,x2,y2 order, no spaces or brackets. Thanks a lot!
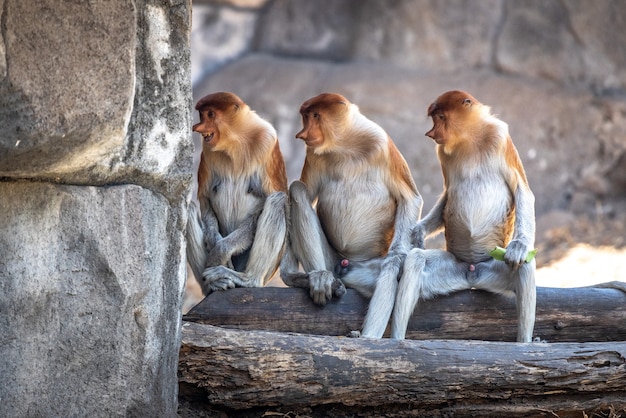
193,92,287,197
297,93,350,152
193,92,247,153
426,90,494,156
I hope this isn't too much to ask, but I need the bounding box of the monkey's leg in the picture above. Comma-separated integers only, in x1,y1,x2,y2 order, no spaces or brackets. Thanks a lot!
238,191,288,287
279,241,309,288
391,249,425,339
468,259,536,342
205,207,260,267
360,253,402,338
358,191,422,338
391,249,468,339
284,181,345,305
199,192,287,292
514,260,536,342
186,201,208,282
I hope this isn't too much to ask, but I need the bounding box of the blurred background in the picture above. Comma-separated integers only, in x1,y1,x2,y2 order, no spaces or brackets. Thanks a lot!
189,0,626,288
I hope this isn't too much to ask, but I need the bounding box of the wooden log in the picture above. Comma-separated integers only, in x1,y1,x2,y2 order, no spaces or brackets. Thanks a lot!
183,286,626,342
179,322,626,417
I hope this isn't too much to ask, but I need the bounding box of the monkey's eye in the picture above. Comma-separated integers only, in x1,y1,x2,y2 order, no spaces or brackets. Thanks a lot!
313,113,320,119
207,110,215,118
462,98,472,106
437,114,445,121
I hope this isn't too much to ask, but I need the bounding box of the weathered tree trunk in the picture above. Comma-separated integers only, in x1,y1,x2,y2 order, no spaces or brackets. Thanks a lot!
179,322,626,417
184,286,626,342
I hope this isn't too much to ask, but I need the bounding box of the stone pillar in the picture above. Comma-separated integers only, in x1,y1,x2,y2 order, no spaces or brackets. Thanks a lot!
0,1,192,416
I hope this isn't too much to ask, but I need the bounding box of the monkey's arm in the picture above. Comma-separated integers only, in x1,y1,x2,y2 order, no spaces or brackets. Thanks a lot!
279,179,317,286
205,209,260,267
199,201,223,250
504,175,536,269
205,170,270,268
280,179,346,304
187,201,209,281
388,194,423,255
385,141,424,253
412,193,447,249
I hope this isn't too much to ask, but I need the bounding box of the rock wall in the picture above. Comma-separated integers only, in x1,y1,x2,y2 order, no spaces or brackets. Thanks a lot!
0,1,192,416
192,0,626,223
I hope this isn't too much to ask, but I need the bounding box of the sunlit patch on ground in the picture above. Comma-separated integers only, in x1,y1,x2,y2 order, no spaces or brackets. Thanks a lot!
536,243,626,288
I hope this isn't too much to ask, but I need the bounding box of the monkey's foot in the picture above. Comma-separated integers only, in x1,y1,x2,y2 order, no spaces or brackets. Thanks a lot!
309,270,345,305
281,272,310,289
202,277,236,294
200,265,241,294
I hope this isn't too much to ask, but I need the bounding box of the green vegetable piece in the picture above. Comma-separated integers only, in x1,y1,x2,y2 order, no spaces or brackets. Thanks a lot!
489,246,506,261
525,248,537,263
489,247,537,263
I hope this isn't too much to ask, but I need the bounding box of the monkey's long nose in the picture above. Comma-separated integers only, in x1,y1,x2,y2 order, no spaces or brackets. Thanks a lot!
295,129,306,140
425,128,435,139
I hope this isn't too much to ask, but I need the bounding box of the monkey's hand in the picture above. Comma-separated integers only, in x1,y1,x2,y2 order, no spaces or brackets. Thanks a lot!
199,266,237,294
503,239,532,270
411,223,426,249
308,270,346,305
205,238,241,269
205,241,230,267
205,213,258,268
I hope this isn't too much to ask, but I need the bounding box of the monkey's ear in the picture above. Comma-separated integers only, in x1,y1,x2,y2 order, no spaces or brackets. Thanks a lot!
462,98,472,107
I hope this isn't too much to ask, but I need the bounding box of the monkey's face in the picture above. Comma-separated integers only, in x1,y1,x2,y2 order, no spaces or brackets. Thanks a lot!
297,93,349,152
425,110,447,145
193,108,220,148
193,92,246,151
296,111,324,148
426,90,478,146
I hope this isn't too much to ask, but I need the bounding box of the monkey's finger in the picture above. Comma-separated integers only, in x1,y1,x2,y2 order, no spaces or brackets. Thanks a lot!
504,258,523,270
491,244,536,266
311,289,328,305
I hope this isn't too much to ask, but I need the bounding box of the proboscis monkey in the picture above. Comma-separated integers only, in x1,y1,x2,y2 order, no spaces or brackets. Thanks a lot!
187,92,288,295
391,90,536,342
280,93,423,338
